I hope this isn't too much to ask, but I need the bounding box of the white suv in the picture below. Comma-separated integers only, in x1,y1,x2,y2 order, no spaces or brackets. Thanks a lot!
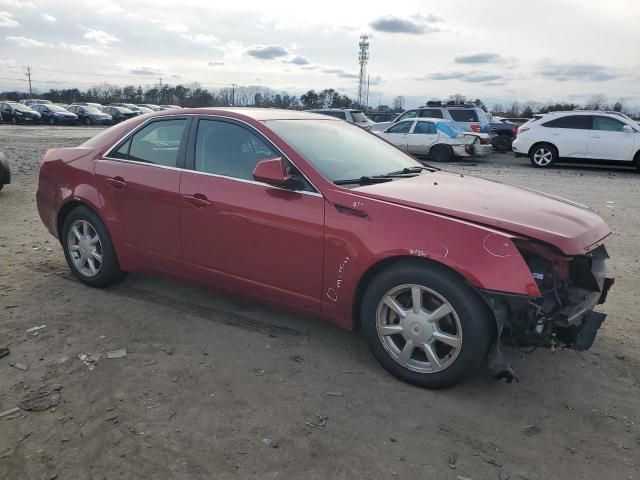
513,111,640,169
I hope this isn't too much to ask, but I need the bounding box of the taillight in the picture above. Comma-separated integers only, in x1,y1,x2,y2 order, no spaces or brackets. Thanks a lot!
513,125,519,136
470,123,480,132
517,127,529,136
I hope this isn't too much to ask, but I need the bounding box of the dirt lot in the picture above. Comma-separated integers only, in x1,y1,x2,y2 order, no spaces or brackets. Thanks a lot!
0,124,639,480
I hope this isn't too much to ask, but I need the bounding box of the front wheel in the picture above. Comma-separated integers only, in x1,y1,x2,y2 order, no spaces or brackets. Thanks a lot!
84,117,92,126
529,143,557,168
361,261,493,389
61,206,126,287
48,117,55,125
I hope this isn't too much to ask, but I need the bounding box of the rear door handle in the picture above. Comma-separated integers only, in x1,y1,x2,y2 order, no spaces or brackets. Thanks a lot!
592,135,601,138
182,193,213,208
105,176,127,189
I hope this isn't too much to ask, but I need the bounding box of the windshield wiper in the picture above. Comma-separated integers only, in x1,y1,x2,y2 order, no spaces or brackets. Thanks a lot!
334,176,394,185
386,165,438,175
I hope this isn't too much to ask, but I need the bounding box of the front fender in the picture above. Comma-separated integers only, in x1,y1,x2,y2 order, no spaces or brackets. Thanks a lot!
320,189,540,328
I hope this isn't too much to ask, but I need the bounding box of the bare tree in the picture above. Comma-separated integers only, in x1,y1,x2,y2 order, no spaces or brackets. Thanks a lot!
586,94,607,110
392,96,405,111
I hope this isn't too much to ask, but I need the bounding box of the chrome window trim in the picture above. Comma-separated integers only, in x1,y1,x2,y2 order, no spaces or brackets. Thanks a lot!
102,112,322,196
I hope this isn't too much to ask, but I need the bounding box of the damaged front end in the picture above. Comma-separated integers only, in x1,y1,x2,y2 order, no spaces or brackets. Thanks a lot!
482,240,614,383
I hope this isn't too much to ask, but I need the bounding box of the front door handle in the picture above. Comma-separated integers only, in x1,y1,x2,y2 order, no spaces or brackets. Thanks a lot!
183,193,213,208
105,176,127,189
592,135,601,139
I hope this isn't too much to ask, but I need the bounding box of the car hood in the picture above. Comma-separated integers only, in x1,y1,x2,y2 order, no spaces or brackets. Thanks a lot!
354,171,610,255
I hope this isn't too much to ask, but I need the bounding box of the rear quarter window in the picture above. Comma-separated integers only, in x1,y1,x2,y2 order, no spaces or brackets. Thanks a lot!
448,109,479,122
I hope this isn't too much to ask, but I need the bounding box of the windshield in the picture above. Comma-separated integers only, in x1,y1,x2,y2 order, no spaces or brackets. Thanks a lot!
14,104,35,112
48,105,68,112
350,111,367,123
83,106,102,114
266,119,421,182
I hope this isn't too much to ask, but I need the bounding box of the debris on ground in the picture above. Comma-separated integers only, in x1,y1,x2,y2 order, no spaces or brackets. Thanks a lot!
289,354,303,363
522,425,541,437
448,452,458,469
104,412,119,422
26,325,46,334
78,352,101,370
18,385,61,411
324,391,343,397
106,349,127,359
305,414,328,430
261,438,279,448
480,456,503,467
0,347,9,359
0,407,21,418
10,362,28,371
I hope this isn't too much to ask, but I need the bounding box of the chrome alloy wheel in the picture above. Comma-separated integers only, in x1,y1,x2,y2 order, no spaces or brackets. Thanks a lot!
67,219,103,277
376,284,462,373
533,147,553,166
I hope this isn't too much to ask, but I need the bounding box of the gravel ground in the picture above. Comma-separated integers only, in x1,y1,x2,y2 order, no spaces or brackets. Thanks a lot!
0,125,639,480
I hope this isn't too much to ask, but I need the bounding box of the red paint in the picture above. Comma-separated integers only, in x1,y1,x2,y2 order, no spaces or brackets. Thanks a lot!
36,108,612,331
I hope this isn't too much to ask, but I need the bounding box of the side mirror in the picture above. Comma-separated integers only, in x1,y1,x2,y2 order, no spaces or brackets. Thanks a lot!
622,124,634,133
252,157,292,187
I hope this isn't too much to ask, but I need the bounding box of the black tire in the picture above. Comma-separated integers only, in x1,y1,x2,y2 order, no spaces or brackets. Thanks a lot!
361,261,493,389
84,117,92,126
0,184,3,191
11,116,17,125
430,144,453,162
61,206,126,287
493,135,513,152
634,151,640,173
49,117,55,125
529,143,557,168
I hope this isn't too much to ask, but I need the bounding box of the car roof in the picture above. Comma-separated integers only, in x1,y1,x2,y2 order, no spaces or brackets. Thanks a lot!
177,107,340,121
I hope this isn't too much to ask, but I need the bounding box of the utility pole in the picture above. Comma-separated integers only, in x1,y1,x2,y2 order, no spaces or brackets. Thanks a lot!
366,75,370,110
158,77,162,104
357,34,369,107
25,66,32,96
231,83,237,106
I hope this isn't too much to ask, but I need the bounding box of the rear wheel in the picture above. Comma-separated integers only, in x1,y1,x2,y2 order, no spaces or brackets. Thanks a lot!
430,144,453,162
493,134,513,152
11,116,17,125
634,151,640,172
361,261,493,389
529,143,557,168
61,206,126,287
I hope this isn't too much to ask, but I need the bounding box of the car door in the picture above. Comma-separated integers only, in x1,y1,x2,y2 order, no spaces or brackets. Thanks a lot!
179,116,325,311
540,115,591,158
94,116,191,274
407,121,438,156
381,121,413,151
587,115,636,161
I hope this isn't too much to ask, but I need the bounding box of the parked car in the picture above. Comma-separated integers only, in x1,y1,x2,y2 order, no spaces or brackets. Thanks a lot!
102,106,136,123
159,105,181,110
138,104,162,111
0,151,10,191
513,111,640,169
308,108,374,129
501,117,532,126
31,103,78,125
19,99,52,107
370,103,491,134
67,105,113,126
375,118,492,161
110,103,152,115
0,101,41,124
73,102,104,109
36,108,615,388
367,111,398,123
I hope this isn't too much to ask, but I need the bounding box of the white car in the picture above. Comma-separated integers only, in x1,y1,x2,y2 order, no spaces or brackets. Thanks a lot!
513,111,640,169
308,108,374,129
375,118,493,162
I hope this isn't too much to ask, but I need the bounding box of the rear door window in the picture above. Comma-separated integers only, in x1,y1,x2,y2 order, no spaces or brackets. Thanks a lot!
543,115,591,129
448,109,479,122
413,122,436,134
111,119,187,167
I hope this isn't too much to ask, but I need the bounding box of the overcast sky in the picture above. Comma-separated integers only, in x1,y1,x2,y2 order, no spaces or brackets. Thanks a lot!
0,0,638,109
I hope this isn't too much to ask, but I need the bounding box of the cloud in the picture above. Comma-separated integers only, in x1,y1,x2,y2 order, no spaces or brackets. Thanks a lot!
246,44,289,60
128,66,163,76
284,55,310,65
6,35,48,47
0,11,18,27
41,13,56,22
0,0,35,8
0,58,16,67
83,29,120,45
165,22,188,33
180,33,218,46
369,13,442,34
418,71,503,83
6,35,101,55
538,62,618,82
455,52,504,64
208,61,225,66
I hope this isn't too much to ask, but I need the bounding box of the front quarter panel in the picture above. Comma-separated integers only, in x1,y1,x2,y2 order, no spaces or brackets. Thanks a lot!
320,189,540,328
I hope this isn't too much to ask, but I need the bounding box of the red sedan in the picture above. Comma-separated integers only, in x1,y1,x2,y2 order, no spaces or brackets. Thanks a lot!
36,108,614,388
